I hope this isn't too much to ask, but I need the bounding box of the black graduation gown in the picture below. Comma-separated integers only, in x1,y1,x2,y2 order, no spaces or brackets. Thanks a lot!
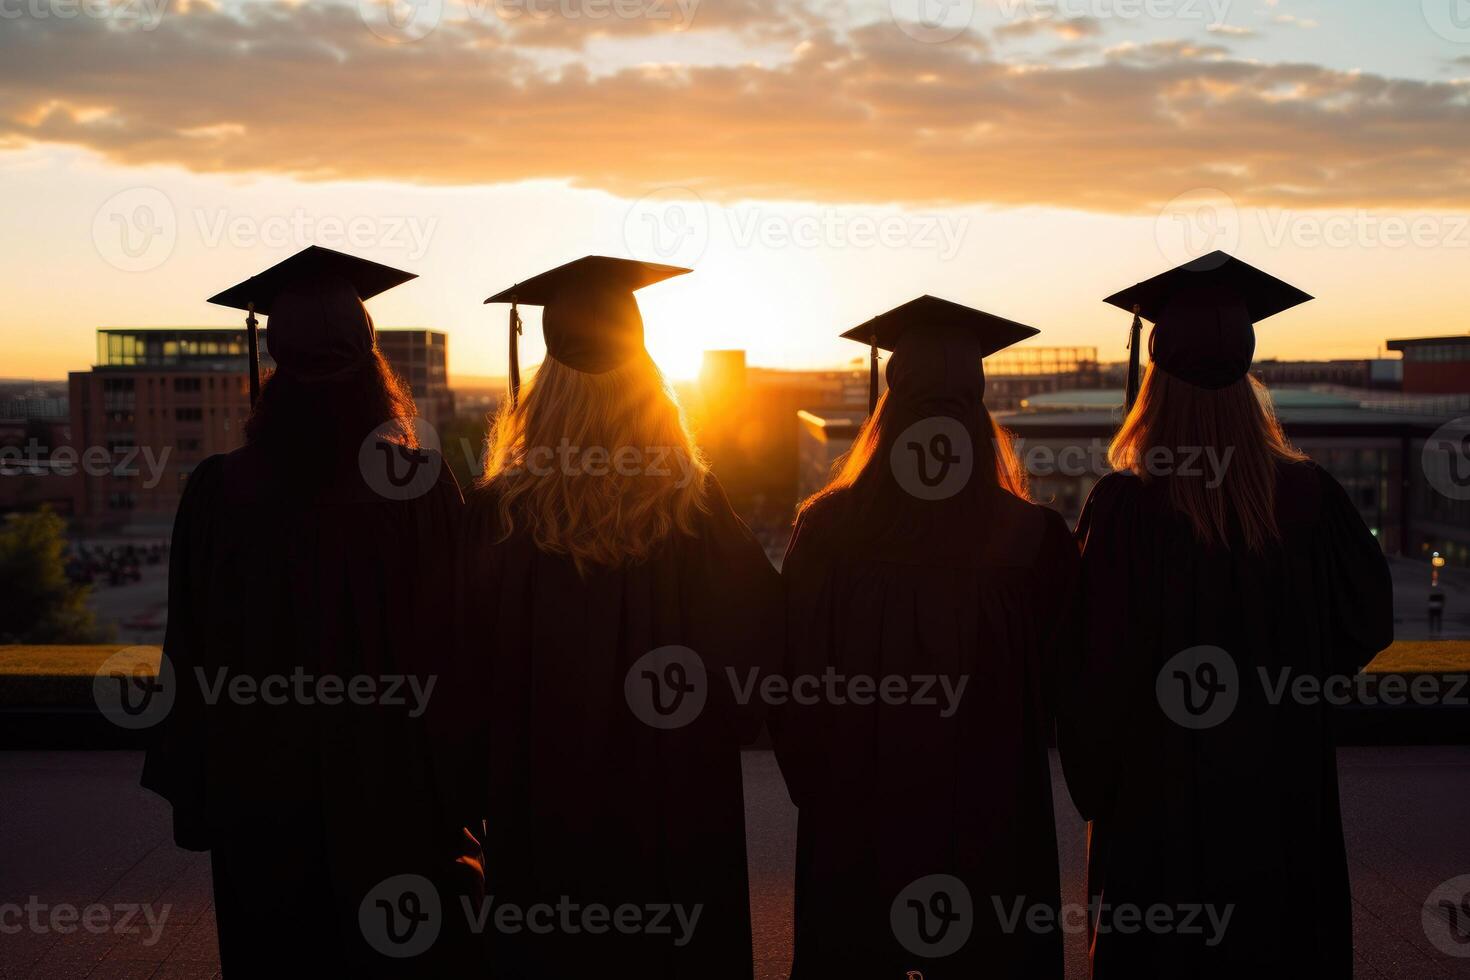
456,475,781,980
777,483,1081,980
1060,460,1393,979
140,445,480,976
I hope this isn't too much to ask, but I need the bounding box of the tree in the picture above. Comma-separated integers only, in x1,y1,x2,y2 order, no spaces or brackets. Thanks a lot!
0,508,110,644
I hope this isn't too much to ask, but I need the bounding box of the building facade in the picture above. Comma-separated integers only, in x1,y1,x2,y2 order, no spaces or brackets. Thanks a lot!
1386,336,1470,394
376,329,454,429
67,327,449,532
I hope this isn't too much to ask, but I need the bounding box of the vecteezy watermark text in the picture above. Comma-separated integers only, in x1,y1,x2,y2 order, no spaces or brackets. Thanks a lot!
194,668,437,718
728,667,970,719
359,874,704,959
0,899,170,946
462,896,702,947
992,896,1233,946
0,440,172,489
623,646,972,730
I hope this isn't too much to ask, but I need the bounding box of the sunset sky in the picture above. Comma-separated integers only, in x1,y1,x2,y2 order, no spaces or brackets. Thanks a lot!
3,0,1470,380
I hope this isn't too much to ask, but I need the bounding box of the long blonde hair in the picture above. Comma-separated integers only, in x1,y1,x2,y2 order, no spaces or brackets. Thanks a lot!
798,389,1030,515
1109,366,1305,552
480,354,710,572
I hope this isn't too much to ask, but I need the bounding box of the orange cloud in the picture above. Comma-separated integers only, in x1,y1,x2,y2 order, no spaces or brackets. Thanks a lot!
2,4,1469,212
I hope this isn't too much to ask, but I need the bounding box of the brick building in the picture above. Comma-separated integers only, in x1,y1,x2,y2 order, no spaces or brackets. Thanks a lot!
67,327,450,532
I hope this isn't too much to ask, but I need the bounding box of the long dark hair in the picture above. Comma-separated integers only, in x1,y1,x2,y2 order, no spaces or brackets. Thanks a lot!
244,348,419,483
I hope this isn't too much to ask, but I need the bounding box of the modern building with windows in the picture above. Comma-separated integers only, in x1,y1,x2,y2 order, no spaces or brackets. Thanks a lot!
376,329,454,428
68,326,450,532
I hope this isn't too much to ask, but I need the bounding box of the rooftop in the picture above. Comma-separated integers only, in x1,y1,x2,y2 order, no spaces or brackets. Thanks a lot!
799,387,1456,438
1386,335,1470,350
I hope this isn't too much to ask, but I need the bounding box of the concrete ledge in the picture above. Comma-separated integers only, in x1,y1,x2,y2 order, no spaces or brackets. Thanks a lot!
1,643,1465,748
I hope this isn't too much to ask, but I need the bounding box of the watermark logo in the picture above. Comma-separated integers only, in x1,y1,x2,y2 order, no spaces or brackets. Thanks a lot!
193,667,437,717
0,899,170,945
360,874,442,958
93,647,174,730
1258,668,1467,709
1423,0,1470,43
996,0,1233,25
623,187,710,268
1423,418,1470,501
0,0,169,29
1424,875,1470,957
726,667,969,717
890,0,975,43
1,441,172,487
991,896,1233,944
891,874,973,958
1156,645,1237,729
358,418,444,501
479,0,701,28
624,645,707,729
359,0,443,41
1154,188,1238,269
725,208,969,259
93,187,177,273
193,208,437,260
890,417,974,501
461,895,703,944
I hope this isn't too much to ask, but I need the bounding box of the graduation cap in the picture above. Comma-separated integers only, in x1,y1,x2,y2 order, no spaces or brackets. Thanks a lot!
1105,251,1313,408
208,246,417,404
484,256,692,407
840,295,1040,414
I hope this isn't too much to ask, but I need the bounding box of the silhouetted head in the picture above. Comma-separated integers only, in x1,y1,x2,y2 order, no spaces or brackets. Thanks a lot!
1150,283,1255,390
542,280,646,374
266,276,376,381
884,320,988,423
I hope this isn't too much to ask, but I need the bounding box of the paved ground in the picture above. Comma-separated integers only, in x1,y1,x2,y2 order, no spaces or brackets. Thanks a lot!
84,562,168,648
2,749,1467,979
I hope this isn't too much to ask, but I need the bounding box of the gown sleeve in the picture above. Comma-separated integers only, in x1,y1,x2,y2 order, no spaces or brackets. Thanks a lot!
140,452,225,851
1056,473,1137,824
1314,465,1394,676
769,502,834,811
1036,506,1083,728
440,486,501,831
687,477,783,747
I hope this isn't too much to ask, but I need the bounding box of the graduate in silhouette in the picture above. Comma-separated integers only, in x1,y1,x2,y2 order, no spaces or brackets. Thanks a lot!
141,247,479,975
776,297,1080,979
460,256,781,979
1061,252,1393,979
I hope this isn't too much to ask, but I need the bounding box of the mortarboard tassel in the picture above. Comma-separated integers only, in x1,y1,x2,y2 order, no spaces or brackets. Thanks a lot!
868,333,879,416
508,298,523,410
246,303,261,408
1124,303,1142,412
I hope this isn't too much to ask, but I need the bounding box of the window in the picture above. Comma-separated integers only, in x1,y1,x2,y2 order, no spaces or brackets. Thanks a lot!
177,438,202,452
102,377,136,411
175,407,203,422
173,377,202,393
